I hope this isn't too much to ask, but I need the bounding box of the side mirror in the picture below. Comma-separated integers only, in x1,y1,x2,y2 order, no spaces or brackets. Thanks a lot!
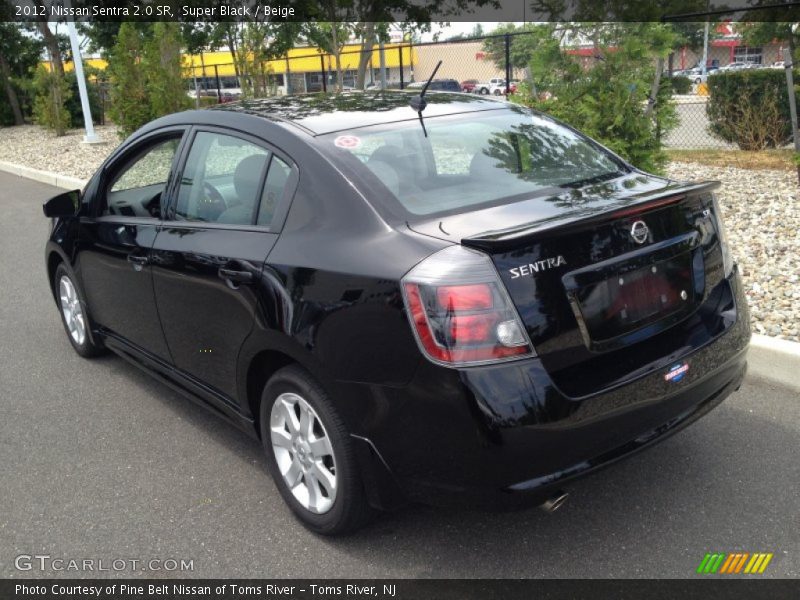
43,190,80,218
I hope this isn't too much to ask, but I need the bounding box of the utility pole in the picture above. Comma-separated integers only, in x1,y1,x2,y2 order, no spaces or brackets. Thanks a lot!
701,20,709,79
64,0,101,143
784,48,800,185
378,40,387,90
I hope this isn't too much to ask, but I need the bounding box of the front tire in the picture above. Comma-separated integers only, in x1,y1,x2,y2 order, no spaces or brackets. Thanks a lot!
260,365,373,535
54,264,105,358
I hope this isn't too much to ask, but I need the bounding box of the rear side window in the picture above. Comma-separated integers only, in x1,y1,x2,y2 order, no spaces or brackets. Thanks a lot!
103,137,181,217
174,132,269,225
322,109,626,216
258,156,291,226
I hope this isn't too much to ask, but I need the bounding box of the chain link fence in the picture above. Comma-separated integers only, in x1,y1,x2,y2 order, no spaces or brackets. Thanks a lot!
176,31,787,150
663,98,736,150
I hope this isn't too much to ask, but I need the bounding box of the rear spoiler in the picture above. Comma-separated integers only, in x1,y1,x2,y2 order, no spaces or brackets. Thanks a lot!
462,180,720,252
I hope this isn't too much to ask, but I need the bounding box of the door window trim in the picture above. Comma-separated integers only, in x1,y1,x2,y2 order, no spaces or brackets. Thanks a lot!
163,125,299,234
94,126,189,221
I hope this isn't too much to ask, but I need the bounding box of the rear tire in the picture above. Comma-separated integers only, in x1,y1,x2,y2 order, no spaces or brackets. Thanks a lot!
54,263,105,358
260,364,373,535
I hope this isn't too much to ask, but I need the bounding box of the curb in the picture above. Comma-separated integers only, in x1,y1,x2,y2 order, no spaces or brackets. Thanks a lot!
748,334,800,391
0,158,797,390
0,160,88,191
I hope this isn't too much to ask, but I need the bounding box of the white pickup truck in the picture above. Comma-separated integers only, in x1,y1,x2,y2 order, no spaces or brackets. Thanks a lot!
474,78,507,95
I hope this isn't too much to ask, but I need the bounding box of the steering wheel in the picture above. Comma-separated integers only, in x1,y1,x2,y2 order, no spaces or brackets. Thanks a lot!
197,181,227,221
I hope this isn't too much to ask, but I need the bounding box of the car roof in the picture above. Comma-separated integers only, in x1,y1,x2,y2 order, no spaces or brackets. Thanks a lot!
208,90,507,136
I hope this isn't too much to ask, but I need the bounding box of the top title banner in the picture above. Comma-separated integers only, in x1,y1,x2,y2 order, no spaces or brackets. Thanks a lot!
3,0,800,22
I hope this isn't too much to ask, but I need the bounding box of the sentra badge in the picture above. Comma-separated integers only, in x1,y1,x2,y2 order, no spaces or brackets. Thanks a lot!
664,362,689,383
509,256,567,279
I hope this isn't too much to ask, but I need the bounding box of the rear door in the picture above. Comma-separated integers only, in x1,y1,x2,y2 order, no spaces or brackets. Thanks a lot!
151,127,297,400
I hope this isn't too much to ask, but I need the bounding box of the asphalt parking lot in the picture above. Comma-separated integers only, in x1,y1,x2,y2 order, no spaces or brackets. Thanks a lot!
0,171,798,579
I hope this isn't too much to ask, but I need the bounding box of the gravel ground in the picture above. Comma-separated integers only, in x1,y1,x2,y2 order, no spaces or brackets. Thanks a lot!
0,124,797,341
0,124,121,180
666,162,799,343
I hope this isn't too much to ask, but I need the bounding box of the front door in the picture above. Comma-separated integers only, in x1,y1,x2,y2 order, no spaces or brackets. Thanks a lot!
151,128,293,400
78,131,186,360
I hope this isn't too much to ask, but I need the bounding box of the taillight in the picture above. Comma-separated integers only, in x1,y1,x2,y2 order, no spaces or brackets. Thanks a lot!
401,245,535,366
712,194,734,276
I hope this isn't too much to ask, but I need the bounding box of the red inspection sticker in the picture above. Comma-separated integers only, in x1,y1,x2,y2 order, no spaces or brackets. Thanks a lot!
334,135,362,149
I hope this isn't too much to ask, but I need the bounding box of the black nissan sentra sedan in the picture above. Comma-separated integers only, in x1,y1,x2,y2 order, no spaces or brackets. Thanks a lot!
43,92,749,534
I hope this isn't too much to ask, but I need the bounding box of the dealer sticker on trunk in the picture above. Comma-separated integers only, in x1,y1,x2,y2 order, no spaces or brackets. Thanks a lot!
665,361,690,383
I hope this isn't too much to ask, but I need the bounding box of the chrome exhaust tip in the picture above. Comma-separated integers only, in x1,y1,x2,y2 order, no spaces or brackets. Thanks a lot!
540,491,569,513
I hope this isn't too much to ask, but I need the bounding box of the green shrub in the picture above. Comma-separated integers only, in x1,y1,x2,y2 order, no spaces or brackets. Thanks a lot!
32,66,71,136
107,23,152,137
107,22,189,137
707,69,796,150
64,70,102,128
198,95,218,107
515,66,676,173
144,23,191,117
670,75,692,95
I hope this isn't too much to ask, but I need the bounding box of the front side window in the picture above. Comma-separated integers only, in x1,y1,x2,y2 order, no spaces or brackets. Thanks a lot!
104,136,181,217
174,132,269,225
322,109,626,216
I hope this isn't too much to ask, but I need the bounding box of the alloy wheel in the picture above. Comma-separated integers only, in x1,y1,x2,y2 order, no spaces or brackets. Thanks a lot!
59,275,86,346
270,392,337,514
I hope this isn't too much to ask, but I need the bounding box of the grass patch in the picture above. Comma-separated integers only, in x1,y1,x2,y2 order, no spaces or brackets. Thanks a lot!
666,149,794,171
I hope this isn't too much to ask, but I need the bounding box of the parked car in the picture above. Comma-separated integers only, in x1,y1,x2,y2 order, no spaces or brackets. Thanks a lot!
43,92,750,535
475,78,509,95
770,61,786,69
406,78,461,92
461,79,479,93
718,62,749,72
679,68,706,84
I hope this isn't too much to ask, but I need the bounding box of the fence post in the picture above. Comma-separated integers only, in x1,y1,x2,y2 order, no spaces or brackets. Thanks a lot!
320,55,327,93
504,33,511,97
285,55,292,95
784,48,800,185
214,65,222,103
399,46,404,89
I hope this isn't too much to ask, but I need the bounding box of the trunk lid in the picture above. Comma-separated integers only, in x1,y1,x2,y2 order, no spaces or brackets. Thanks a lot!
407,173,726,397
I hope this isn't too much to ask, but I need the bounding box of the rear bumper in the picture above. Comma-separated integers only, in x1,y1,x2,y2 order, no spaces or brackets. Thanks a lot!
339,270,750,510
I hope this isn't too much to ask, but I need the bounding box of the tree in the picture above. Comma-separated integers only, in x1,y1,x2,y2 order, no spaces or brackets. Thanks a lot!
107,23,152,137
740,22,798,64
79,22,122,57
511,23,680,173
483,23,560,73
446,23,485,41
32,66,71,134
0,23,43,125
344,0,496,90
235,22,302,97
144,23,191,117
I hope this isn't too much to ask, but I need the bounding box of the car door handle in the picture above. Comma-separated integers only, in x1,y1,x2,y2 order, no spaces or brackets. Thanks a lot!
127,254,149,265
218,267,253,284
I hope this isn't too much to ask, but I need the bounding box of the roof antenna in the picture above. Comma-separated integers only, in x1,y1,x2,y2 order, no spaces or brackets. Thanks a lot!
409,60,442,137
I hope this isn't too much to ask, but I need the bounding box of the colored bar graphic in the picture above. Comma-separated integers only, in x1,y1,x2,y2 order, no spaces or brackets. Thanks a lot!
719,554,736,573
699,552,773,575
734,553,749,573
758,554,773,573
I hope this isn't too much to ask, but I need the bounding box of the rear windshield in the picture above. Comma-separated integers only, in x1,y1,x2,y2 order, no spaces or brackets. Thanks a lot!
321,108,627,216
